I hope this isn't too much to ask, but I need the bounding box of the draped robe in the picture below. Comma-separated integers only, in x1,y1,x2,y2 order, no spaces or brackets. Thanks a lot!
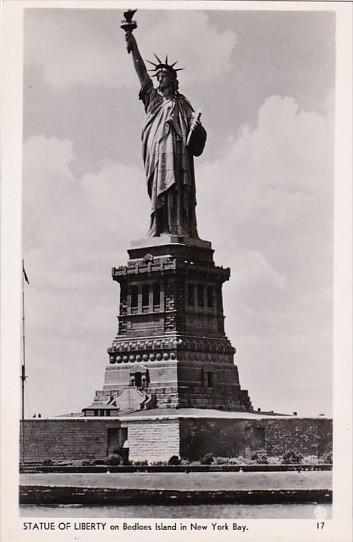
139,78,206,238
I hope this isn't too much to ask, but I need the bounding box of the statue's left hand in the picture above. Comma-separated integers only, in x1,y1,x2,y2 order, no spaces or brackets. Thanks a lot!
191,112,202,129
188,121,207,157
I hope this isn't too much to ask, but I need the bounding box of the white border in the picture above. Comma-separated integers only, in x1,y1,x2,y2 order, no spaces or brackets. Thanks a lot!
1,2,352,541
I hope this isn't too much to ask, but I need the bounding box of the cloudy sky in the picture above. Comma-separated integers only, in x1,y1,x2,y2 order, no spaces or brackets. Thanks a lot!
22,7,335,417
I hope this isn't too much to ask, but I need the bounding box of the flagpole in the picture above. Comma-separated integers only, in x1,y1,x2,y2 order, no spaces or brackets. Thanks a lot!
21,259,27,465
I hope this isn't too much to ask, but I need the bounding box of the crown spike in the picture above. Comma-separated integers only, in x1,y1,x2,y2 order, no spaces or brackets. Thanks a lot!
146,59,158,68
154,53,162,64
170,61,178,68
165,55,168,65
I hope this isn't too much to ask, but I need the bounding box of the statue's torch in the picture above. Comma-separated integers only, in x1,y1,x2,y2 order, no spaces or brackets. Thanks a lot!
121,9,138,53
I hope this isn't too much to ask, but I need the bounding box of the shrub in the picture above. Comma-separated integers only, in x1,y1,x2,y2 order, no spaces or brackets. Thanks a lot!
107,453,121,466
168,455,181,466
81,459,93,466
200,453,214,465
132,460,149,466
214,457,228,465
251,452,269,464
214,456,240,465
321,450,333,464
43,459,53,466
237,455,252,465
93,458,107,465
282,450,303,464
267,456,281,465
115,449,130,465
303,455,318,465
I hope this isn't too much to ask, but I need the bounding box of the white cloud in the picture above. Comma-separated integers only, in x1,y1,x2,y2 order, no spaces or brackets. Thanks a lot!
23,135,149,255
197,95,332,260
235,250,286,292
25,9,236,90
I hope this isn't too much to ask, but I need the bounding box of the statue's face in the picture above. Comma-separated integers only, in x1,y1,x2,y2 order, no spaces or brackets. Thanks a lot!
157,69,175,93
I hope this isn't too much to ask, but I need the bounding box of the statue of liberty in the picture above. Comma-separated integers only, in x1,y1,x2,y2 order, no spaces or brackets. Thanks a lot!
123,13,207,238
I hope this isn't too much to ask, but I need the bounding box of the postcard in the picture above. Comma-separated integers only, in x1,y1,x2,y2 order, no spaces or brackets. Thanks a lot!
1,1,352,541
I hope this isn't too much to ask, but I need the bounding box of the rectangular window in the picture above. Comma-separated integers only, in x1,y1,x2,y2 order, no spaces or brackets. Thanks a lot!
188,283,195,305
131,286,138,309
207,286,214,308
142,284,149,307
198,285,204,307
200,368,204,386
252,427,266,448
153,283,160,306
207,372,214,387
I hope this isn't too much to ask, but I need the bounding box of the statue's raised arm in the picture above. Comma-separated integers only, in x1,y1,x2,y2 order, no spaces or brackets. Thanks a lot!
125,31,150,87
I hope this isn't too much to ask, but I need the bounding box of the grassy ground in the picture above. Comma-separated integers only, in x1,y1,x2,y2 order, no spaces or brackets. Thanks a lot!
20,471,332,491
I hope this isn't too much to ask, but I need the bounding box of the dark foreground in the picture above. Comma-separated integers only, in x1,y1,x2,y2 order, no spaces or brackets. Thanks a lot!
21,486,332,506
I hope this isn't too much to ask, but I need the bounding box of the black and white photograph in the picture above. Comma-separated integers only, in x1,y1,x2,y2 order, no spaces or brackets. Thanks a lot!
1,1,352,541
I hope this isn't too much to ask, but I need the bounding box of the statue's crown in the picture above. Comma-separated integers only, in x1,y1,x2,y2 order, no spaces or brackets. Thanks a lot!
146,54,184,77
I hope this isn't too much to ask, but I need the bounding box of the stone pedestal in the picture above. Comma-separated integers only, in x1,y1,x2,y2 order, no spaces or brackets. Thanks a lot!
84,235,252,414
